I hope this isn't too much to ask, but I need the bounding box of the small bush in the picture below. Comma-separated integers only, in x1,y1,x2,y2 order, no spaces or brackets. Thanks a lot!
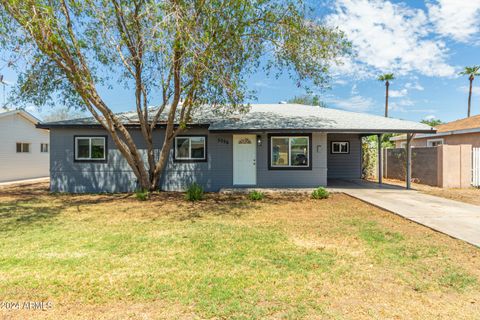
135,188,150,201
248,190,265,201
185,183,204,201
311,187,329,199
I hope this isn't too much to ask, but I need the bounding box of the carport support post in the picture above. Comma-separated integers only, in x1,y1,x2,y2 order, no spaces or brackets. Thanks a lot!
406,133,414,189
377,134,383,184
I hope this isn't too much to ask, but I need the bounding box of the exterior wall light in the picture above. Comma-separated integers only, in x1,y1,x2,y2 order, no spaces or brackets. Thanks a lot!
257,135,262,146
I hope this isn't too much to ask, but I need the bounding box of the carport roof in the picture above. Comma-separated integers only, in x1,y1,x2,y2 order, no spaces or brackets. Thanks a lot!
38,103,435,133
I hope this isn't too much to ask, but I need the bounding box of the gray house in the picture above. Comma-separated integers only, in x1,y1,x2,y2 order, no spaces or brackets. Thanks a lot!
38,104,434,193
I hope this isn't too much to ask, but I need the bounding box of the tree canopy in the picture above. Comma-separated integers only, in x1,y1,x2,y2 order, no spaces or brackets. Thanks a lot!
0,0,351,190
378,73,395,82
459,66,480,79
421,119,443,127
287,94,327,107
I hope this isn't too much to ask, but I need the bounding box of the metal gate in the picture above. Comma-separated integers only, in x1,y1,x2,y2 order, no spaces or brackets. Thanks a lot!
473,148,480,187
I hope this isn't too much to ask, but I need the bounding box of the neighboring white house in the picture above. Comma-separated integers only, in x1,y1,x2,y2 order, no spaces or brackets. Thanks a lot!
0,109,49,182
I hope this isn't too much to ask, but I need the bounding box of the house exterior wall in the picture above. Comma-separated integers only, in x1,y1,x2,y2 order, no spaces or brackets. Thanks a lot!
394,132,480,148
49,128,332,193
327,134,362,179
0,113,49,182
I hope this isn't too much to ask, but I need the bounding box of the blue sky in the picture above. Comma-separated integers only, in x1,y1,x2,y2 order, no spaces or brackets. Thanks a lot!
250,0,480,123
1,0,479,123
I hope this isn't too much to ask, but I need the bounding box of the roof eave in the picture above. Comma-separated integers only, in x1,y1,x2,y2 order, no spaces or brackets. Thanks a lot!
36,123,211,129
208,128,436,134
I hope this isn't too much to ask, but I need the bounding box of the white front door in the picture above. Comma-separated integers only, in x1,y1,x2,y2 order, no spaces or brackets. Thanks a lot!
233,134,256,185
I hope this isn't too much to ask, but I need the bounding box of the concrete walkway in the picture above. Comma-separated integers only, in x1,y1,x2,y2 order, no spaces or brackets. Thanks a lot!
329,179,480,247
0,177,49,188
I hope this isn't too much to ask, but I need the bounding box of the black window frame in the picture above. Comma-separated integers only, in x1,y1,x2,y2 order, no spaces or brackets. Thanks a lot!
173,135,208,163
73,135,108,163
40,143,49,153
330,141,350,154
268,133,312,170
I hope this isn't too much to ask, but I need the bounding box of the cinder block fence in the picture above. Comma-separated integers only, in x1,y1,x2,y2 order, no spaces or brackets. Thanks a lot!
383,145,472,188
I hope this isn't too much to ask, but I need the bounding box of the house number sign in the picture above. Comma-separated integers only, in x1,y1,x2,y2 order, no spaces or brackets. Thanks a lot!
217,138,229,145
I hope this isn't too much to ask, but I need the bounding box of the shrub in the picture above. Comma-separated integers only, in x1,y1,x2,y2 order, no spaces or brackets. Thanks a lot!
311,187,329,199
248,190,265,201
135,188,149,201
185,183,204,201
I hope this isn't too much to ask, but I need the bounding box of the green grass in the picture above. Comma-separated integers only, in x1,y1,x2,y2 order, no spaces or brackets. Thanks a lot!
439,267,478,292
0,199,334,318
0,185,479,319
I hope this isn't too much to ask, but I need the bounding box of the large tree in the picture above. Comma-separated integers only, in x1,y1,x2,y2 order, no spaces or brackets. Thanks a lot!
0,0,350,191
459,66,480,118
378,73,394,118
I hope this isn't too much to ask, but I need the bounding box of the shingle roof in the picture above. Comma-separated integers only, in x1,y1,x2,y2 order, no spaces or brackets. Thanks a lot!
434,114,480,132
38,103,435,133
391,114,480,141
0,109,41,125
207,104,434,132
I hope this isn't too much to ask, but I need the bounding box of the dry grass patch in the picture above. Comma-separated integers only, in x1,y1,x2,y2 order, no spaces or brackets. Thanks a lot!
0,183,479,319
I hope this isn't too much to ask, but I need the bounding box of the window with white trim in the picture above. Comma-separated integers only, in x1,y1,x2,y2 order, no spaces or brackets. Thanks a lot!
331,141,349,154
174,136,206,161
41,143,49,153
16,143,30,153
270,136,309,167
75,137,106,161
427,139,443,147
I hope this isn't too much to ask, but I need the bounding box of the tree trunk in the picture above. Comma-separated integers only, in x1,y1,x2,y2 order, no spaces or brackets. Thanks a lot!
468,76,473,117
385,81,389,118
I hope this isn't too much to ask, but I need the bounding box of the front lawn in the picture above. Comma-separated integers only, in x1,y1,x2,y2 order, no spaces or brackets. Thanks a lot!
0,183,479,319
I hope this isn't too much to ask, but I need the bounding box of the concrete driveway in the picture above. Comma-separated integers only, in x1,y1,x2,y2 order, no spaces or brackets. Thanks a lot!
329,179,480,247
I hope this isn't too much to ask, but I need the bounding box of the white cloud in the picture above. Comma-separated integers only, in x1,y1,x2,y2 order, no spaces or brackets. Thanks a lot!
428,0,480,44
389,89,408,98
326,0,456,78
253,81,276,89
351,84,358,95
423,114,437,121
405,82,424,91
333,78,348,85
389,99,436,113
24,105,41,117
458,85,480,96
324,94,374,112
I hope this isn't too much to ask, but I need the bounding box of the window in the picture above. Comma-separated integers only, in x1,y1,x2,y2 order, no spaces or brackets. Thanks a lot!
427,139,443,147
41,143,49,153
16,143,30,153
269,135,311,169
331,141,349,154
174,136,206,161
74,136,106,161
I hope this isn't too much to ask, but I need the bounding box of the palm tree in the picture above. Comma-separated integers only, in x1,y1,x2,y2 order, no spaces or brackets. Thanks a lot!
459,66,480,117
378,73,395,117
